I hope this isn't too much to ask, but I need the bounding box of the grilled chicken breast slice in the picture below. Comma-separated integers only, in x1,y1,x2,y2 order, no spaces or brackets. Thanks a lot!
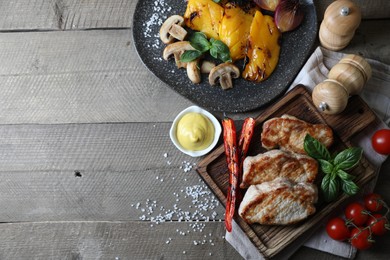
240,150,318,189
238,177,318,225
261,114,333,154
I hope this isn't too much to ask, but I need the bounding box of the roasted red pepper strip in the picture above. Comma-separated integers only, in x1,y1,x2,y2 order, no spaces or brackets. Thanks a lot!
222,117,240,232
237,117,255,201
238,117,255,165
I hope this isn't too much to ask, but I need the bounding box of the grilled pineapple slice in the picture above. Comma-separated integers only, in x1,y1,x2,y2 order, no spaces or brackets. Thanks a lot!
219,3,257,61
242,11,281,82
183,0,224,40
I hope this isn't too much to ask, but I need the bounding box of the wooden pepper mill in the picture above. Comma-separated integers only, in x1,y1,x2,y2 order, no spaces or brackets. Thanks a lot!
319,0,361,51
312,54,372,115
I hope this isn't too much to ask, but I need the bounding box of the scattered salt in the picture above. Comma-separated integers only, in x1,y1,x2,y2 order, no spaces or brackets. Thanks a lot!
143,0,172,49
132,156,221,253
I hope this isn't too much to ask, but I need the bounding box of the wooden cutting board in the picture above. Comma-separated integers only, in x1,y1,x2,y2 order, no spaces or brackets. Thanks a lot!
196,85,377,259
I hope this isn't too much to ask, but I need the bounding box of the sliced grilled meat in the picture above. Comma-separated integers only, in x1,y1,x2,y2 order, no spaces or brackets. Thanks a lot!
261,114,333,154
238,177,318,225
240,150,318,189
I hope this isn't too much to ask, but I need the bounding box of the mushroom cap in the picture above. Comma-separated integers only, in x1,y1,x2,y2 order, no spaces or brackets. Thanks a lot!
209,63,240,86
159,15,186,44
163,41,195,61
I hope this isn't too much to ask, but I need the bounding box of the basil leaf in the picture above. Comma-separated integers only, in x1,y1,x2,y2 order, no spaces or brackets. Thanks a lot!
322,174,340,202
218,52,232,63
319,159,333,174
337,169,354,181
342,179,359,195
209,47,218,60
210,39,232,62
304,134,331,161
180,50,203,63
213,0,222,2
190,32,211,52
334,147,363,170
321,174,330,194
211,39,230,53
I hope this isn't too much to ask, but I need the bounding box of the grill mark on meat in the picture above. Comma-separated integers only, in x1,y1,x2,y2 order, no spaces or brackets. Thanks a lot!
241,150,318,188
261,114,333,154
239,178,317,225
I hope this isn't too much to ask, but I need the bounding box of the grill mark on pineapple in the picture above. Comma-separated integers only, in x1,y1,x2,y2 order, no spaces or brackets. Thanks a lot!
190,12,198,22
265,48,272,59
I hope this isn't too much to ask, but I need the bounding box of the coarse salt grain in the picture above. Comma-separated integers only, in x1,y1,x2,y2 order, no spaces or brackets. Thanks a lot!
132,157,221,252
143,0,172,49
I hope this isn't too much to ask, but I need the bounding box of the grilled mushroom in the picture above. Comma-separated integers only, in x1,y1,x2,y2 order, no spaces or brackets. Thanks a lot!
187,59,201,84
163,41,196,69
159,15,188,44
200,61,216,74
209,63,240,90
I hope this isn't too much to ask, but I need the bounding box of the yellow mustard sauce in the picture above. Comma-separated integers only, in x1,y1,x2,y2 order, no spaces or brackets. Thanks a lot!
176,112,215,151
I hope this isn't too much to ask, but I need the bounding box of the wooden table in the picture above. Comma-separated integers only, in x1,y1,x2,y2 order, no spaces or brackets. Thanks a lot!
0,1,388,259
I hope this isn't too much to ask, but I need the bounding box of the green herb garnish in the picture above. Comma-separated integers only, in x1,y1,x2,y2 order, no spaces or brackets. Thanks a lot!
304,134,362,202
180,32,232,63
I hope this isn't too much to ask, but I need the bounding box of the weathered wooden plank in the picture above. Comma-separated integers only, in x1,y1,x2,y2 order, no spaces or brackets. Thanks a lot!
315,0,390,20
0,122,189,172
0,221,242,259
55,0,134,30
0,122,225,221
0,0,57,30
0,0,134,31
0,29,194,124
0,168,225,222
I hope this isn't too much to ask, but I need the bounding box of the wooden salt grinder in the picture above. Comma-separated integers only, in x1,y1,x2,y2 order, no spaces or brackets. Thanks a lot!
312,54,372,115
319,0,361,51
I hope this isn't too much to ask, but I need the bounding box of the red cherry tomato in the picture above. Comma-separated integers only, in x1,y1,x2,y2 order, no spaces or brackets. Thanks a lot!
350,227,373,250
345,202,368,226
326,217,350,241
367,214,389,236
371,129,390,155
364,193,384,212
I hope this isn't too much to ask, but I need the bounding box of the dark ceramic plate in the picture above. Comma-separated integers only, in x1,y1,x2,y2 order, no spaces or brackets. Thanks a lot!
132,0,317,112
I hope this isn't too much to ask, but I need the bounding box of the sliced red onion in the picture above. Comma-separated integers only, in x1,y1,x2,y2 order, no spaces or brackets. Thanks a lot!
275,0,304,32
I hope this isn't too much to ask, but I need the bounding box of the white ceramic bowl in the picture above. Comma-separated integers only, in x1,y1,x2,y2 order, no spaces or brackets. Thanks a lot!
170,106,222,157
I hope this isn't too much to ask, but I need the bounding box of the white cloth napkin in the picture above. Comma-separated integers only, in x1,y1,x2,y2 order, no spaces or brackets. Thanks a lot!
226,46,389,259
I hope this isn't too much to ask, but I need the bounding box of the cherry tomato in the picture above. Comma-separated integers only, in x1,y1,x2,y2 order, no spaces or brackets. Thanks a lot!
367,214,389,236
326,217,350,241
371,129,390,155
364,193,384,212
350,227,373,250
345,202,368,226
